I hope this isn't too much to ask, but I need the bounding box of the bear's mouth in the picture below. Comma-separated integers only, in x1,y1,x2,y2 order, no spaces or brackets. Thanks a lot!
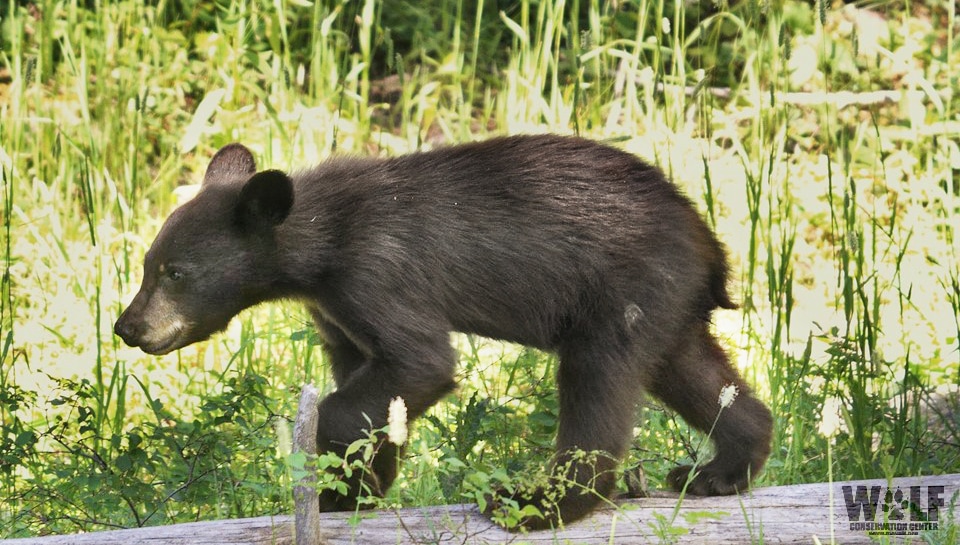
126,318,192,355
137,336,186,356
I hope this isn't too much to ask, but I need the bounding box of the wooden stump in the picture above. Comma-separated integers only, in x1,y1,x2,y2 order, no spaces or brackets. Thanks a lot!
292,384,323,545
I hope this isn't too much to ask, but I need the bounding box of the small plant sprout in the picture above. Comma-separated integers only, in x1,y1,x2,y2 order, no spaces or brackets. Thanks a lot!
387,396,408,446
718,384,739,409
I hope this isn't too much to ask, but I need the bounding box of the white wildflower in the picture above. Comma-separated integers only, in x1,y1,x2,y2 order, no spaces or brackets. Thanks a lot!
718,384,739,408
819,397,845,438
387,396,408,446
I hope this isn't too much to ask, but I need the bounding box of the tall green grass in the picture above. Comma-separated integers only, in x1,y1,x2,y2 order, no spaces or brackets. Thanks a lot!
1,0,958,539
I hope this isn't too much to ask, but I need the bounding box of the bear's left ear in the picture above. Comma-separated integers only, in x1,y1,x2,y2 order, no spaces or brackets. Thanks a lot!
204,143,257,188
236,170,294,228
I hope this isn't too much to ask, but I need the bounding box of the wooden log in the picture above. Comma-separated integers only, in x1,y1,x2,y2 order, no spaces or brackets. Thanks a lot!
649,82,954,113
3,474,957,544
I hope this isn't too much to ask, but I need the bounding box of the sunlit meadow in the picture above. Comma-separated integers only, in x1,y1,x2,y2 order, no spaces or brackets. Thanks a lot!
1,0,958,538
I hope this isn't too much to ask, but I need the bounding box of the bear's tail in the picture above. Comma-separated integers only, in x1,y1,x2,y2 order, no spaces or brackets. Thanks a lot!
703,229,737,313
710,256,737,311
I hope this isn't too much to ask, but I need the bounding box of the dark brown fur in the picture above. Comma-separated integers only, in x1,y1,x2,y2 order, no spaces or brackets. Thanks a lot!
114,135,772,529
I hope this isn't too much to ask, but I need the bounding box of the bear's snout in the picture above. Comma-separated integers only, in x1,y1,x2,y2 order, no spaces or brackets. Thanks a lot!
113,310,140,347
113,289,192,355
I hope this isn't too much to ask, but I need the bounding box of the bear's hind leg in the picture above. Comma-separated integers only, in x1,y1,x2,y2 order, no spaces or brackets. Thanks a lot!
650,321,772,496
493,328,644,530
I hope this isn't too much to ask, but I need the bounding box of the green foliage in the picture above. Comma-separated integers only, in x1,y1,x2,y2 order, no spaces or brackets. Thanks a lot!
1,372,288,536
1,0,959,538
921,492,959,545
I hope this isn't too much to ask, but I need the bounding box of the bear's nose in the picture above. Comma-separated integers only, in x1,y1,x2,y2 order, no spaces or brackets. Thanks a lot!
114,312,140,346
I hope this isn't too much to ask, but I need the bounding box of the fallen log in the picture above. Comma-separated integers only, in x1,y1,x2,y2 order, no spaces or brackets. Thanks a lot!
3,473,957,545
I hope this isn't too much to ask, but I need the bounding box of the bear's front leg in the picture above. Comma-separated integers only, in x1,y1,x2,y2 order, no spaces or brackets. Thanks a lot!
314,392,400,512
313,332,457,512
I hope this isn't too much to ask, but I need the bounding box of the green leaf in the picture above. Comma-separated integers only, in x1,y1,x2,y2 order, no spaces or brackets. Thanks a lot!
15,431,36,448
115,454,132,472
344,437,367,457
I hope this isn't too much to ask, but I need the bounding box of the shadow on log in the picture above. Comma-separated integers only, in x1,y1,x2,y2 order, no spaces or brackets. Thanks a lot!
2,474,958,545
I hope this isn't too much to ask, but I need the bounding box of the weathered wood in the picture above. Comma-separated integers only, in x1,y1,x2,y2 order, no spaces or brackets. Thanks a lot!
4,474,957,544
652,83,950,110
292,384,323,545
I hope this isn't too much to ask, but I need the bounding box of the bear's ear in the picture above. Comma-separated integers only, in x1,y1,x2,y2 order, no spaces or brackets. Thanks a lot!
203,143,257,188
236,170,294,227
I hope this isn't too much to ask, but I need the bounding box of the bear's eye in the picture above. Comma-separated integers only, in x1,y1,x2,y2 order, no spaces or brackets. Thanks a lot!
163,266,184,282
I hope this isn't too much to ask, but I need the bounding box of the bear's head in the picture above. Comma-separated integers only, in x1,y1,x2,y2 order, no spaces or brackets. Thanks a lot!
114,144,294,355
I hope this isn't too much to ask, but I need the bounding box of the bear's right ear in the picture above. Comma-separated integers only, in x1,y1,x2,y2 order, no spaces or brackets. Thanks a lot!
203,143,257,188
236,170,294,228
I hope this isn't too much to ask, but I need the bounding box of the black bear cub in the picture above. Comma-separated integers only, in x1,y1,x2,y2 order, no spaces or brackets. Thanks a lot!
115,135,772,529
